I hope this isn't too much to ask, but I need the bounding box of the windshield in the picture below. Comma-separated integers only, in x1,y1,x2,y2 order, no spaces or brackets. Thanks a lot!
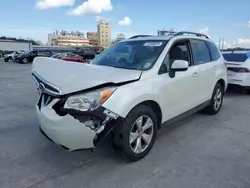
90,40,167,70
223,53,248,62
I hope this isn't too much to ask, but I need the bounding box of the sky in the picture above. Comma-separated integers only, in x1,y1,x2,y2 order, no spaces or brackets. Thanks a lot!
0,0,249,48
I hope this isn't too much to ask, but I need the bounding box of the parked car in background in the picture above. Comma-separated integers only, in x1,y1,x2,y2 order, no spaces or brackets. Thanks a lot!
4,51,25,62
223,51,250,94
58,53,85,63
74,50,96,61
50,53,62,59
32,31,227,161
51,52,85,63
223,51,250,93
15,50,53,64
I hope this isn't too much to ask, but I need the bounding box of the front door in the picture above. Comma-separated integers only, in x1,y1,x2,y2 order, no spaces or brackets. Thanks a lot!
157,39,202,122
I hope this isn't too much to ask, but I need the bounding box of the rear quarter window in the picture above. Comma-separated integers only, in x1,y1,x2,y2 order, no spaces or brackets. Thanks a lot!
206,41,221,61
222,53,248,62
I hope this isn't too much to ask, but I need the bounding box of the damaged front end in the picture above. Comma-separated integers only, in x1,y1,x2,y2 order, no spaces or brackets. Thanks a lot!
33,72,122,151
53,99,121,148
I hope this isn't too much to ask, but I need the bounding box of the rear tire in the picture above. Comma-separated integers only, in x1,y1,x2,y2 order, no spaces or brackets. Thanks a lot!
119,105,158,161
203,83,224,115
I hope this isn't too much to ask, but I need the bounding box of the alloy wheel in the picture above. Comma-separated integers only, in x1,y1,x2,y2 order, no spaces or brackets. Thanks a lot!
129,115,154,154
214,88,222,110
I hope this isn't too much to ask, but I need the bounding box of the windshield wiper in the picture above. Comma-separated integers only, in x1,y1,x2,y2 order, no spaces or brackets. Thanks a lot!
110,65,140,70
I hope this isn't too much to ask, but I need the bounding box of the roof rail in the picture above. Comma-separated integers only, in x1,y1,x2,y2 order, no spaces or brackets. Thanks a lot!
129,35,152,39
174,31,209,39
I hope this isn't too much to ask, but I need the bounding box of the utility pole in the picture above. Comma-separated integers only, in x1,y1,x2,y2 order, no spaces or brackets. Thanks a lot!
221,38,225,50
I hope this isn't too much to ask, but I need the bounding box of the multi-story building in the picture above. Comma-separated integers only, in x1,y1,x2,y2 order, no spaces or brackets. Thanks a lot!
97,20,111,49
48,30,90,46
87,32,98,46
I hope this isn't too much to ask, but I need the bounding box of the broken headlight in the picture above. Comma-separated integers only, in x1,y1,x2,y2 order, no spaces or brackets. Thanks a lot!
63,87,116,111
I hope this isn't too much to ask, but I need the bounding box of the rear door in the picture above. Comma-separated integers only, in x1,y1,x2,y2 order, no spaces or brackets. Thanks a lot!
190,39,216,102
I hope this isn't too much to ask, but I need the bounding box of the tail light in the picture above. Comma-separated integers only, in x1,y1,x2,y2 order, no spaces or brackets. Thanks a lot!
238,67,250,73
227,67,250,73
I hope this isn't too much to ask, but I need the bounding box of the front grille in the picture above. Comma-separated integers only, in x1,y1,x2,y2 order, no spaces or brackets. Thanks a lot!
37,93,56,109
32,71,61,97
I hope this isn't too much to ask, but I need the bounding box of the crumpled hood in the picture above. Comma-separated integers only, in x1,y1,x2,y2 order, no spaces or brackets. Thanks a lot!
32,57,141,95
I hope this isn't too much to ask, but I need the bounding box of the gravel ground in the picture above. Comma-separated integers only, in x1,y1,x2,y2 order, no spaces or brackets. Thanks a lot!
1,60,250,188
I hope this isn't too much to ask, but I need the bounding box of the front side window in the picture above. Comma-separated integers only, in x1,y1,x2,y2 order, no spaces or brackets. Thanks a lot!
91,40,168,70
159,40,191,74
190,39,211,65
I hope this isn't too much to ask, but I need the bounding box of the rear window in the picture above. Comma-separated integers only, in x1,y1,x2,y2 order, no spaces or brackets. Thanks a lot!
222,53,248,62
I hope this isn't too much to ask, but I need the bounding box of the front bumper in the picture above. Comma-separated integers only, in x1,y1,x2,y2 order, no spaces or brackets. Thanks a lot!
36,94,120,151
37,99,98,151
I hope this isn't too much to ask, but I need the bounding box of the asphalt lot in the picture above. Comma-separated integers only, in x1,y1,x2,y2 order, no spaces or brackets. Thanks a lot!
1,59,250,188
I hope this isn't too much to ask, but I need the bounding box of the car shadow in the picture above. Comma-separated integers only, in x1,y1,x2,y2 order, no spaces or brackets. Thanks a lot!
225,86,248,96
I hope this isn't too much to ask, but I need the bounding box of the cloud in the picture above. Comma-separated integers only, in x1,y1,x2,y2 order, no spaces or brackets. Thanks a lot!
218,39,250,49
235,20,250,28
237,38,250,48
197,27,211,38
118,17,131,26
198,27,209,34
35,0,75,9
218,41,232,49
96,16,103,22
68,0,113,15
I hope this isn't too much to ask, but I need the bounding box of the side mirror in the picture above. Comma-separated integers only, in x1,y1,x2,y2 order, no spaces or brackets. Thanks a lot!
169,60,189,78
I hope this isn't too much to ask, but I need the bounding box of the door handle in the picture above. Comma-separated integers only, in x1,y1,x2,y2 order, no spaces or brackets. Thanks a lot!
213,66,217,70
193,72,199,77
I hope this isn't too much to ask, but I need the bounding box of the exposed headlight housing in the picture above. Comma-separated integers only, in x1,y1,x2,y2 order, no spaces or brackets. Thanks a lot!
64,87,116,112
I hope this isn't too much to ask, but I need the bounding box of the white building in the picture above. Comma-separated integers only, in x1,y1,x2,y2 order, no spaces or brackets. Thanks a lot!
0,40,32,57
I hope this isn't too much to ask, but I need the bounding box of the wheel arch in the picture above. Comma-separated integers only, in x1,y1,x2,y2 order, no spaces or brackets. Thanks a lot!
217,78,226,91
128,100,162,129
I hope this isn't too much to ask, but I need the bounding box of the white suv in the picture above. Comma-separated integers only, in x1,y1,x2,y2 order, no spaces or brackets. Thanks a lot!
32,31,227,161
222,51,250,93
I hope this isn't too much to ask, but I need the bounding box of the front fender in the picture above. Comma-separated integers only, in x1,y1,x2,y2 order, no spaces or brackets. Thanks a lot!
102,85,162,119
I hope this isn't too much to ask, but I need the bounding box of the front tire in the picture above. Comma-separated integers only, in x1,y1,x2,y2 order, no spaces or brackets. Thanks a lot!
203,83,224,115
22,58,28,64
120,105,158,161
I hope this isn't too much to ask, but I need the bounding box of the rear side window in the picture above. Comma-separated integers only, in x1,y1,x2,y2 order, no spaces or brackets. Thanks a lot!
222,53,248,62
190,40,211,65
206,41,221,61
